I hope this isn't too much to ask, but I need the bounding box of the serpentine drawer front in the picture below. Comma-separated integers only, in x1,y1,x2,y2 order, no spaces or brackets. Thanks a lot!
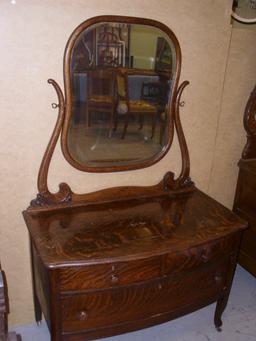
61,259,230,334
59,234,238,292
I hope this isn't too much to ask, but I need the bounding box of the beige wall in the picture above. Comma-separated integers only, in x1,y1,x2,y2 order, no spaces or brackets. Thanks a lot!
208,28,256,206
0,0,255,325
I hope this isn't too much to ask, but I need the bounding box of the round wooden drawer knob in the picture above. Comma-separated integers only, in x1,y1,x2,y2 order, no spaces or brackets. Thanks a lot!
201,249,209,263
111,274,119,284
79,310,88,321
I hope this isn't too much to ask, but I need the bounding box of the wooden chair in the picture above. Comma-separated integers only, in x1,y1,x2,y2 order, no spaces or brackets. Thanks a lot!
85,69,116,138
115,69,158,139
0,264,21,340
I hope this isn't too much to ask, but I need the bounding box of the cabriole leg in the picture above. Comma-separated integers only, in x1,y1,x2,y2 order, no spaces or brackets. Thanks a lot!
214,295,229,331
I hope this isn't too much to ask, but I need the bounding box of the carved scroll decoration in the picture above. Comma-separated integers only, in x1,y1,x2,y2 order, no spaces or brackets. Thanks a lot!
30,79,72,208
242,85,256,159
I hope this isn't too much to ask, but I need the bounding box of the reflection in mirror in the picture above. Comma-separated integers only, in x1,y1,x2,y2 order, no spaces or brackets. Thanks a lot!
68,22,176,168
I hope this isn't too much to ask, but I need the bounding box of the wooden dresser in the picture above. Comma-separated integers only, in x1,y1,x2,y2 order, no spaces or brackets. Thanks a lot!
233,85,256,277
24,190,246,341
23,15,247,341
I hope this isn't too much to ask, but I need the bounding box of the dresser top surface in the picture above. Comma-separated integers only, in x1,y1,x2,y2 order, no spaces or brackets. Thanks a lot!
23,189,246,268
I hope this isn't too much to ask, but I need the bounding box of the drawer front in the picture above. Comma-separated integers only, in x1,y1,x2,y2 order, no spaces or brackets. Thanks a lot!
59,234,239,292
59,256,162,291
61,259,229,333
164,234,239,275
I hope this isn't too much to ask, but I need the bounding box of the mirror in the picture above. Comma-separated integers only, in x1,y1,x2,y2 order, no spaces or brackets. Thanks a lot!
63,17,179,171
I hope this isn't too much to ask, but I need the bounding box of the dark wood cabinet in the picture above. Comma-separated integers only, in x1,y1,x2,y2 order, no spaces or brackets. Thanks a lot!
233,85,256,277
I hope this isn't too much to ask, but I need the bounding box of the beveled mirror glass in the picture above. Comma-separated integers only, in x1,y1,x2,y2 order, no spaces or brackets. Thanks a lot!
62,17,181,172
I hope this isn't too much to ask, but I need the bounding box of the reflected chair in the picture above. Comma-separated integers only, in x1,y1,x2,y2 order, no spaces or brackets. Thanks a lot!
115,69,158,139
86,69,116,138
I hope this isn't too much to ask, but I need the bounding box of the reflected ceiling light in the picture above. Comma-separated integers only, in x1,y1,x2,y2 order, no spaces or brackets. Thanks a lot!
232,11,256,23
232,0,256,23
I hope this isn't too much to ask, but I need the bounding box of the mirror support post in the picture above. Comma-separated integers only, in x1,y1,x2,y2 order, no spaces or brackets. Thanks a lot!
163,81,194,191
29,79,72,208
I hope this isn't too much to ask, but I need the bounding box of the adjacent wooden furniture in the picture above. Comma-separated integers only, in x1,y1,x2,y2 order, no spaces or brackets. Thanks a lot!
23,15,247,341
233,85,256,277
0,264,21,340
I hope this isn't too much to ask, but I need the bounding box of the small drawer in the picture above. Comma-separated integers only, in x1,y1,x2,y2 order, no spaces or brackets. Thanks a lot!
164,234,239,275
59,256,162,291
61,259,229,333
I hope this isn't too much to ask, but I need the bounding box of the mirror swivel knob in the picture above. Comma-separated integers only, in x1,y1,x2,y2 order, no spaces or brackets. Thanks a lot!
51,103,59,109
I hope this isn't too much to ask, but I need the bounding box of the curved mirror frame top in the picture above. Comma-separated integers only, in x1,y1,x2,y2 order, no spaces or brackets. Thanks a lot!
61,16,181,172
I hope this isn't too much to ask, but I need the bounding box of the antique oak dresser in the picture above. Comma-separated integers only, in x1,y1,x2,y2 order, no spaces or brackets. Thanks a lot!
233,85,256,277
23,15,247,341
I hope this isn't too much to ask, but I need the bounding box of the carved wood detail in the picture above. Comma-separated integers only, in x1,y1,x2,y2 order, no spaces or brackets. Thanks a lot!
242,85,256,159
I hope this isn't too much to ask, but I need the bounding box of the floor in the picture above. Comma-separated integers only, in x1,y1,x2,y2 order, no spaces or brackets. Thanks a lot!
11,265,256,341
68,119,163,166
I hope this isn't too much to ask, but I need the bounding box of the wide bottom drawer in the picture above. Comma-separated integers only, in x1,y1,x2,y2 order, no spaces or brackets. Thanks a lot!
61,259,229,333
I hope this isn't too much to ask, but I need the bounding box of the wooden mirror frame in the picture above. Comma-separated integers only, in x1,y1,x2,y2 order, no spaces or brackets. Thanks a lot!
61,15,181,173
29,15,194,210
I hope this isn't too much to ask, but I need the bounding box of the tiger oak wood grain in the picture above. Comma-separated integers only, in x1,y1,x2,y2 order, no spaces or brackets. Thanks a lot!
61,259,230,333
24,190,245,267
24,188,246,340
